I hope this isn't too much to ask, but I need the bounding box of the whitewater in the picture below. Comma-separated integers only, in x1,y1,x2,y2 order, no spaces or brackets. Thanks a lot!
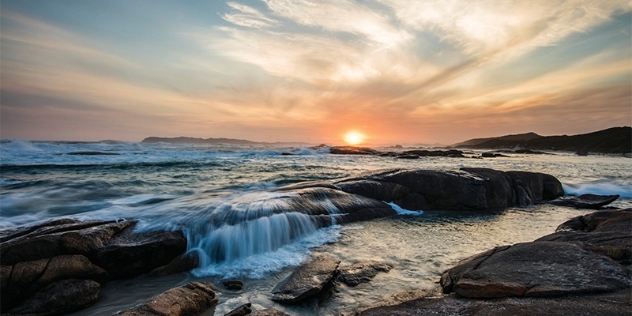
1,140,631,315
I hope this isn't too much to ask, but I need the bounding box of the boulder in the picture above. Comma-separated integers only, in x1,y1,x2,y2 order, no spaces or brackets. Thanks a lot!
549,194,620,209
224,303,251,316
1,255,107,310
537,209,632,263
222,279,245,291
5,279,101,316
440,242,631,298
115,281,219,316
356,288,632,316
337,261,392,287
271,254,340,304
148,251,200,277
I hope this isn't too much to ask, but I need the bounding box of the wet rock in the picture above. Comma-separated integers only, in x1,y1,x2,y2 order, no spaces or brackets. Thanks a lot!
356,288,632,316
1,255,107,310
6,279,100,316
148,251,200,277
95,228,187,279
115,281,219,316
330,146,381,155
440,242,631,298
224,303,251,316
250,308,291,316
549,194,620,209
402,149,464,157
537,209,632,263
337,261,392,287
271,254,340,304
222,279,245,291
396,154,419,159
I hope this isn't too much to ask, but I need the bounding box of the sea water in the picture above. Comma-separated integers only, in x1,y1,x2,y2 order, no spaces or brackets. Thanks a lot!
1,140,631,315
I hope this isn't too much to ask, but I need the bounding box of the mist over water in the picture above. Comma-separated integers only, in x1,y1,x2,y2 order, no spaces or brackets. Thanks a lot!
2,140,631,315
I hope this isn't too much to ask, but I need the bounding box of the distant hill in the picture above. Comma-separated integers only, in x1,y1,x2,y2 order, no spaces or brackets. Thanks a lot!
141,136,260,145
454,127,631,154
453,132,542,147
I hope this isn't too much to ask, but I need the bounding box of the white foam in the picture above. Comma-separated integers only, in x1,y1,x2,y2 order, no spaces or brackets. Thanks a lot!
385,201,424,215
563,182,632,199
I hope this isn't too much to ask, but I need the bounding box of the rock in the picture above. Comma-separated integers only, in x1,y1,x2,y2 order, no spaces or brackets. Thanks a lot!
396,154,419,159
148,251,199,277
402,149,464,157
0,219,133,266
271,254,340,304
86,226,187,279
330,146,381,155
6,279,100,316
222,279,245,291
356,288,632,316
250,308,291,316
224,303,251,316
440,241,631,298
337,261,392,287
549,194,620,209
67,151,120,155
481,152,508,158
537,209,632,263
115,281,219,316
1,255,108,310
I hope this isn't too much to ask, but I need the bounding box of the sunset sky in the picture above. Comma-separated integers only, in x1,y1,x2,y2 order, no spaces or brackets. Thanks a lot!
1,0,630,145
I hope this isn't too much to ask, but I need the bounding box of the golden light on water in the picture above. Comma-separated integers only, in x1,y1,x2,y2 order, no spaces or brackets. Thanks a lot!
343,131,366,145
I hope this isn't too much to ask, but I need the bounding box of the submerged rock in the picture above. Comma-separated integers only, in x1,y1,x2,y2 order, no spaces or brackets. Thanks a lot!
337,261,392,287
115,281,219,316
222,279,245,291
250,308,292,316
271,254,340,304
224,303,251,316
549,194,620,209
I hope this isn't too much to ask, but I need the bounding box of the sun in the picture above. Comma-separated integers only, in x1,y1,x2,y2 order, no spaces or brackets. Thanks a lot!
343,131,366,145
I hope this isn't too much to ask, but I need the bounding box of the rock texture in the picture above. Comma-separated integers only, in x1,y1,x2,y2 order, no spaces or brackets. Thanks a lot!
337,261,392,287
5,279,101,316
224,303,252,316
272,255,340,304
0,219,189,314
249,308,292,316
440,242,630,298
115,281,219,316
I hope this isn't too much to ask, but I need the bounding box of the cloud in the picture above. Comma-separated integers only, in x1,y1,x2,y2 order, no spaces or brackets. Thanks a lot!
222,2,280,29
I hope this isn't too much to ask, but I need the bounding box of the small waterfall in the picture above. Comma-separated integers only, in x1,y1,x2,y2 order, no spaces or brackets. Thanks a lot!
179,191,342,278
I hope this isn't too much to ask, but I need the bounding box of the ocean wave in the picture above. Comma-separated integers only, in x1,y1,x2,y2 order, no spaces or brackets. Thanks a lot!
563,182,632,199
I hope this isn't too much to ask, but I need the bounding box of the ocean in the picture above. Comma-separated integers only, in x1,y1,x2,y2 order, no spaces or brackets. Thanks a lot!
1,140,631,315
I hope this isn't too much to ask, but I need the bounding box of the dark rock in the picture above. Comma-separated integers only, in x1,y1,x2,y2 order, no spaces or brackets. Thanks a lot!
89,226,187,279
148,251,199,277
250,308,291,316
402,149,464,157
330,146,380,155
281,152,294,156
337,261,392,286
396,154,419,159
6,279,100,316
115,281,219,316
549,194,620,209
481,152,508,158
576,150,589,156
1,255,108,310
224,303,251,316
537,209,632,263
440,242,631,298
222,279,245,291
356,288,632,316
67,151,120,155
0,219,133,266
271,254,340,304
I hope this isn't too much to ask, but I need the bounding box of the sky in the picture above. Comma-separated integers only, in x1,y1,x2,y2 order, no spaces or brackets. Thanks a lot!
1,0,631,145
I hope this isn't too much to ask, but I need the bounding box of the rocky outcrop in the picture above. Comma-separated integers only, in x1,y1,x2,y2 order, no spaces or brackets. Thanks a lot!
337,261,392,287
440,242,630,298
115,281,219,316
225,303,252,316
328,168,563,211
272,255,340,304
250,308,292,316
0,219,189,314
536,209,632,263
358,208,632,315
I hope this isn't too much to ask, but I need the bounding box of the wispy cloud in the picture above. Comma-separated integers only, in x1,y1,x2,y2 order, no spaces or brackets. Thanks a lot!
222,2,280,29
